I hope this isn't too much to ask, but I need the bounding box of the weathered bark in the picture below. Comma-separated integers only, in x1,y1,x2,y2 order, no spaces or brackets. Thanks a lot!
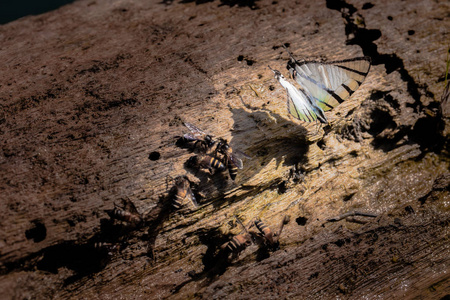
0,0,449,299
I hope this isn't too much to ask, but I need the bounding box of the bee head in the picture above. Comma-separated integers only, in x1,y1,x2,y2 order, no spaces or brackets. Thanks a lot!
205,135,215,147
175,175,188,186
269,240,281,251
187,155,199,167
243,233,252,246
217,138,229,151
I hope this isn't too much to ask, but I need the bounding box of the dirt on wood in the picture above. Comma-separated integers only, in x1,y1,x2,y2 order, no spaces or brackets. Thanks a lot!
0,0,449,299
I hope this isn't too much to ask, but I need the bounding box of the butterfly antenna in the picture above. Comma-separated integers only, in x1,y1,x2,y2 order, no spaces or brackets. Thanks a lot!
282,44,296,61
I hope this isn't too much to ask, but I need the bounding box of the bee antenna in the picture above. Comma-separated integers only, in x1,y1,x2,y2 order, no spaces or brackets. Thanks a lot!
235,215,249,234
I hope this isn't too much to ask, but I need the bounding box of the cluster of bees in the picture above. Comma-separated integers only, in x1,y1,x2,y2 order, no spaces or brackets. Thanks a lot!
183,122,250,181
178,123,291,257
102,122,290,264
220,215,290,259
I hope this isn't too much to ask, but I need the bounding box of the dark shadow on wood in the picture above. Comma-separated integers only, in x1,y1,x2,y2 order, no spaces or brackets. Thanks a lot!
144,194,176,261
228,106,310,170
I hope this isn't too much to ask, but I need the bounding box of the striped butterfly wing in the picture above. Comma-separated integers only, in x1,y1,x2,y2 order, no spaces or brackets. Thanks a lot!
285,86,318,122
291,57,371,112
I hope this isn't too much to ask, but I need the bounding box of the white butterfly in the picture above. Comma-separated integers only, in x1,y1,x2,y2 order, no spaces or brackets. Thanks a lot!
270,48,371,124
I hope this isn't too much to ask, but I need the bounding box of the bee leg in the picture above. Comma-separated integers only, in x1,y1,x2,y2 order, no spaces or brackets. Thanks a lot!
277,215,290,237
213,142,222,158
207,166,214,175
193,140,202,152
193,166,200,176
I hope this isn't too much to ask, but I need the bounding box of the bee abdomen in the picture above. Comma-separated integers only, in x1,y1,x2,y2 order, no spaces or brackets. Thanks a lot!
228,161,238,180
108,208,141,224
94,242,109,249
255,219,268,232
107,208,126,220
173,194,184,209
255,219,274,244
127,214,142,224
255,219,272,238
176,189,187,200
227,237,241,252
210,157,226,171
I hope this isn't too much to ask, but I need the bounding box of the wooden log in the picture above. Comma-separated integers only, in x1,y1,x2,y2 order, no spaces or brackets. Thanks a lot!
0,0,449,298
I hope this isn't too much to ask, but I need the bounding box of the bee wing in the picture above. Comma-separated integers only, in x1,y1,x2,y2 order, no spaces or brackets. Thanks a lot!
233,149,251,159
229,154,244,169
183,132,202,141
121,197,139,215
184,122,210,136
187,186,199,208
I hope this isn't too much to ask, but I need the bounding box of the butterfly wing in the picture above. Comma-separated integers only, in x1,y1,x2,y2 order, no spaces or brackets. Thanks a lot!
270,67,322,123
286,87,318,122
290,57,371,112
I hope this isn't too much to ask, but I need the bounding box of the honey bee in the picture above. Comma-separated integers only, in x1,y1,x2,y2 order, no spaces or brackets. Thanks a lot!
215,138,250,180
172,176,198,210
183,122,216,153
221,233,252,256
221,216,253,258
187,154,226,175
254,215,290,248
105,197,142,226
94,242,119,255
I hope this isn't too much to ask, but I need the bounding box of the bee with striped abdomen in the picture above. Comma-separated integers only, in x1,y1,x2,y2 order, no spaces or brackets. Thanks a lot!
172,176,198,210
187,154,226,175
105,197,142,226
215,138,250,180
183,122,216,153
220,216,253,258
93,242,119,256
221,233,252,256
254,215,290,248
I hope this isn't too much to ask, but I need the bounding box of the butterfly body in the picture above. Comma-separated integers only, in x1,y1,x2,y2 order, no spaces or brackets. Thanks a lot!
271,69,327,123
271,49,371,124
